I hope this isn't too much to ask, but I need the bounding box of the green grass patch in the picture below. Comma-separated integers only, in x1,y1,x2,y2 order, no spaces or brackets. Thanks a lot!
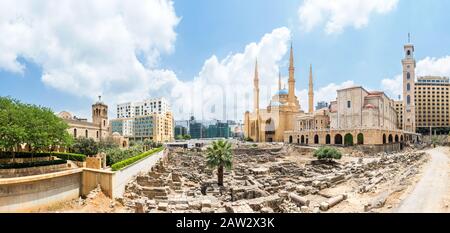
111,147,164,171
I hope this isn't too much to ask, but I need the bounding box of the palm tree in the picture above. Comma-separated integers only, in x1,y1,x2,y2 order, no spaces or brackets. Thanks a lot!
205,140,233,186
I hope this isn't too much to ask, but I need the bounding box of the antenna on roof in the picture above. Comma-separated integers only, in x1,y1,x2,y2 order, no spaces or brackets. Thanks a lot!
408,33,411,43
98,95,102,102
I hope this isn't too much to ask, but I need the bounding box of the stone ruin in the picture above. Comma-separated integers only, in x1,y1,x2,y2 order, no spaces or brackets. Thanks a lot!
121,145,428,213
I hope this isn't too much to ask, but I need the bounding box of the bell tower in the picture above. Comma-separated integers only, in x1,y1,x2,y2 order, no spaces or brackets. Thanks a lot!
92,95,109,131
402,34,416,133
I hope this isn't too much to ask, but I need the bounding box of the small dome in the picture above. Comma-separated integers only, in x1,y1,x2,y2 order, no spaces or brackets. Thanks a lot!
58,111,73,119
112,132,121,137
276,89,288,95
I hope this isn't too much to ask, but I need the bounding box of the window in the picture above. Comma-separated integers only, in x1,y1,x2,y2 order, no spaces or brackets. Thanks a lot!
347,101,351,108
407,95,411,105
407,50,411,56
407,83,411,91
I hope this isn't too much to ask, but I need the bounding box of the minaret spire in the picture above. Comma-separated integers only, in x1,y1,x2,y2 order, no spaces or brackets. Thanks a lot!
308,64,314,113
253,58,260,142
278,70,282,91
288,42,296,105
253,59,259,112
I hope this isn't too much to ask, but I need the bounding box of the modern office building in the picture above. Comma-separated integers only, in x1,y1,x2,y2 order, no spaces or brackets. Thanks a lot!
316,101,329,110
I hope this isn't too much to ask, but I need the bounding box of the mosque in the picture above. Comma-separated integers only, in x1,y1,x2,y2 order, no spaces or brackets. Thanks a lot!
244,45,310,142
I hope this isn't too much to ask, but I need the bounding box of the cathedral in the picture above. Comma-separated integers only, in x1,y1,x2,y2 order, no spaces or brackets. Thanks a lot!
244,45,310,142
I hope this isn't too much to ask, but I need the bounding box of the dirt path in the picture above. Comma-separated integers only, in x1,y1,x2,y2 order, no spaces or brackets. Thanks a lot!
395,147,450,213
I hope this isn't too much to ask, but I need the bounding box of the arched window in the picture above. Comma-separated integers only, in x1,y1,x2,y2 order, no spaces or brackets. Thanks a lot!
407,50,411,56
326,134,331,144
85,130,88,138
407,72,411,80
407,83,410,91
74,128,77,138
407,95,411,105
96,131,99,138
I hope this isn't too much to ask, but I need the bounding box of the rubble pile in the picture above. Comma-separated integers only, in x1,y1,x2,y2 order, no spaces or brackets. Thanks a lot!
121,145,428,213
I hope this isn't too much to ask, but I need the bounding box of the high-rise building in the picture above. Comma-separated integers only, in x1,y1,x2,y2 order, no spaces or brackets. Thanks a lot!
414,76,450,134
116,97,171,119
111,98,174,143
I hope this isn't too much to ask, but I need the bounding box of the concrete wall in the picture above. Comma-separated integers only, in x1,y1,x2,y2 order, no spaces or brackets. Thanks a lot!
81,168,114,198
0,169,83,212
112,149,166,198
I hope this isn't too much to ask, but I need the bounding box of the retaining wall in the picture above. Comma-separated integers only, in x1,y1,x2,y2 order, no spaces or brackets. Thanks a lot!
0,149,168,212
0,169,83,212
112,149,166,198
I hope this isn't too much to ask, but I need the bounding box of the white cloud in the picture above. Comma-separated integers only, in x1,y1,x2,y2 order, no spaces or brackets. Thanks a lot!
0,1,295,121
381,74,402,99
298,0,398,34
381,56,450,99
0,0,180,104
416,56,450,77
170,27,292,121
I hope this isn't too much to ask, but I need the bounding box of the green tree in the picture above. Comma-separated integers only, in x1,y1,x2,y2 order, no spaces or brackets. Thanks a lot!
313,146,342,162
183,134,191,140
175,135,183,140
0,97,72,160
71,138,99,156
205,140,233,186
0,97,26,161
98,137,119,152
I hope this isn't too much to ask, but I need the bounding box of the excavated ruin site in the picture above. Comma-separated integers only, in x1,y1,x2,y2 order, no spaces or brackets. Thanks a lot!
116,144,429,213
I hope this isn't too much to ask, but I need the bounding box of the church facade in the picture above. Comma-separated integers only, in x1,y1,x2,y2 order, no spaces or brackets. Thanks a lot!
244,45,303,142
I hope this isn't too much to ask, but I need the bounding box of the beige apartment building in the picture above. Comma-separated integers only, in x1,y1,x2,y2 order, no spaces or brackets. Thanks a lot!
402,76,450,135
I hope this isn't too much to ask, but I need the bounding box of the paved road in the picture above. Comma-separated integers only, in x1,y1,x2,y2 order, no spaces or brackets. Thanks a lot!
395,147,450,213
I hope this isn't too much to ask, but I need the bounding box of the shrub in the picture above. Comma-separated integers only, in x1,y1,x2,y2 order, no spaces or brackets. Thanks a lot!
313,146,342,161
0,159,67,169
111,147,164,171
105,146,145,166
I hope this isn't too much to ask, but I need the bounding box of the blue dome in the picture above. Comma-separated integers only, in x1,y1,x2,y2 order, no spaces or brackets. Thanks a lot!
276,89,288,95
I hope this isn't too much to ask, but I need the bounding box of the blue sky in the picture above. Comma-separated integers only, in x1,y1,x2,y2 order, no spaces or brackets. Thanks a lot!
1,0,449,121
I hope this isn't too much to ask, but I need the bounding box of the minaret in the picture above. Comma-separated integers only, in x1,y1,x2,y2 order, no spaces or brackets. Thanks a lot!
308,64,314,113
288,43,296,105
278,70,282,91
254,59,260,113
253,59,260,142
402,34,416,133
